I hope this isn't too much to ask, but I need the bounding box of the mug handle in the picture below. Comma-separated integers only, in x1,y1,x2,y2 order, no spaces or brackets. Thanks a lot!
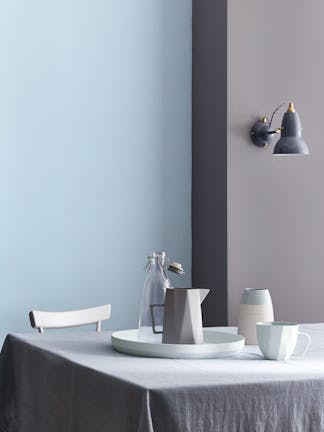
150,304,164,334
292,332,311,357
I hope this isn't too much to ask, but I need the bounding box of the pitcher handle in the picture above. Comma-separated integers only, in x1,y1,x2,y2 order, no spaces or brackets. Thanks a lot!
150,304,164,334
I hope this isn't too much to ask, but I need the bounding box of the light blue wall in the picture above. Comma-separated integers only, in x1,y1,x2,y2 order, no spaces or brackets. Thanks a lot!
0,0,191,337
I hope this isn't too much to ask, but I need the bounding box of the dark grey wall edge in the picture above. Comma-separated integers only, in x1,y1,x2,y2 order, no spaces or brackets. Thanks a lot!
192,0,228,326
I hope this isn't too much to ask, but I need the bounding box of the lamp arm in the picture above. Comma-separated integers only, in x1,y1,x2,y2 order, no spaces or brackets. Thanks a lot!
267,128,283,135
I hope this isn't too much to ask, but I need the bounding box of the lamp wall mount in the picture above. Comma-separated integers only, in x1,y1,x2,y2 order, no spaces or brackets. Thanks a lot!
250,116,281,148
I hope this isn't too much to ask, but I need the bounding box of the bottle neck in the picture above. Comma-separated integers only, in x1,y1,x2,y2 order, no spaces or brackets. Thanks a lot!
147,257,164,271
146,253,169,283
152,251,166,266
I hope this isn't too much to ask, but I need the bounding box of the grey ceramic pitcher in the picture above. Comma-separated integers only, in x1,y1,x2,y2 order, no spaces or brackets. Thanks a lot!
150,288,210,344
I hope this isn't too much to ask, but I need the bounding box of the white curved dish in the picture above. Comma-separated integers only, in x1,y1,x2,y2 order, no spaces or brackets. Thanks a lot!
111,329,244,359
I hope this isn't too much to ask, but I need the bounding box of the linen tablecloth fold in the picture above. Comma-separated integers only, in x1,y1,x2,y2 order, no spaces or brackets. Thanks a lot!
1,326,324,432
148,380,324,431
0,335,153,432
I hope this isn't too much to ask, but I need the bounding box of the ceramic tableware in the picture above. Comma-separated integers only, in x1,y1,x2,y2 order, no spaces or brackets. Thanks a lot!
111,328,244,359
238,288,274,344
150,287,210,344
256,321,311,361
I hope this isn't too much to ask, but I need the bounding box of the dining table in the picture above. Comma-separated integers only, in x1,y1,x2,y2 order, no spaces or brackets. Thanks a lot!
1,324,324,432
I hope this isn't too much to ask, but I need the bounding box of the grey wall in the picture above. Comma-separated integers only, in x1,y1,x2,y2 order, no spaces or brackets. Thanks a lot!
192,0,227,325
228,0,324,324
0,0,192,339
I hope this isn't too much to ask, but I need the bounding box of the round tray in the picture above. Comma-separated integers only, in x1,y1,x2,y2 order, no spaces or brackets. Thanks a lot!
111,329,245,359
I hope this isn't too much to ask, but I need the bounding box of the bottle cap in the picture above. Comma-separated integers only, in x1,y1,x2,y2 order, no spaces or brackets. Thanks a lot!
168,262,184,274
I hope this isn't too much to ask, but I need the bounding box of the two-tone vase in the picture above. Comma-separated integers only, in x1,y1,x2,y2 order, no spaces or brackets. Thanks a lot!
238,288,274,345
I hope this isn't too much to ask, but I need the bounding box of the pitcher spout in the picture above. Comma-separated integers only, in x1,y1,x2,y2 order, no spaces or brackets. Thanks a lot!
199,288,210,303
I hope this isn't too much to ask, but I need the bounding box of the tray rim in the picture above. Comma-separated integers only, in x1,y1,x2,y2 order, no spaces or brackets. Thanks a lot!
111,328,245,359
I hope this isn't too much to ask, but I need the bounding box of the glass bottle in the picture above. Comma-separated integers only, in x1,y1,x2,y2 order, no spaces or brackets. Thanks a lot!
138,251,170,340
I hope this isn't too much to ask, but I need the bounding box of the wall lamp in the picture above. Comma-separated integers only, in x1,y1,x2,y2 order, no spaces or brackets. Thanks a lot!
250,102,309,155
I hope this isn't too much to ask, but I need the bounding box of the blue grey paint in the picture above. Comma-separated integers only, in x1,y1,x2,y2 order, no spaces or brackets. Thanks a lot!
0,0,192,339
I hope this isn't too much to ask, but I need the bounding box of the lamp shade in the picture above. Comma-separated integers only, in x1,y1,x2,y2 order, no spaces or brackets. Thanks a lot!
273,104,309,155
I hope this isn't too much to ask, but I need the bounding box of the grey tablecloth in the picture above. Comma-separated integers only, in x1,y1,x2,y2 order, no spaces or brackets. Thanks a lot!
1,325,324,432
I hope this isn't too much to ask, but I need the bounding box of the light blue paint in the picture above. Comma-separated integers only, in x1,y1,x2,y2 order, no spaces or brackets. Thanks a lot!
0,0,192,338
